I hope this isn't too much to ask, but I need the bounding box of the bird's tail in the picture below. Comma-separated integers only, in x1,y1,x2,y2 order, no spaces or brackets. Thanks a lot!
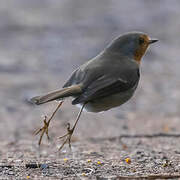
30,84,82,105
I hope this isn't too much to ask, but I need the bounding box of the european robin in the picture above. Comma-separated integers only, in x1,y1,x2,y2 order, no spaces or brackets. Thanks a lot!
31,32,158,150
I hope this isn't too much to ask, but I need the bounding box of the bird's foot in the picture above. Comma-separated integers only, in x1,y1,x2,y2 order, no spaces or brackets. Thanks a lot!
34,101,64,146
58,123,74,151
34,116,50,145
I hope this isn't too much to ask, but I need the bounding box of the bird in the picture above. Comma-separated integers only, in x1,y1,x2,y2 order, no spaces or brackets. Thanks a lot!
31,31,158,150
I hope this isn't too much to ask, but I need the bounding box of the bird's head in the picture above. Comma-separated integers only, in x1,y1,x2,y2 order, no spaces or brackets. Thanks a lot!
107,32,158,64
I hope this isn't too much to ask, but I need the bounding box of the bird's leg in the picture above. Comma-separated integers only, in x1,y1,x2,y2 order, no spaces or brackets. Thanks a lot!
35,101,64,145
58,103,85,151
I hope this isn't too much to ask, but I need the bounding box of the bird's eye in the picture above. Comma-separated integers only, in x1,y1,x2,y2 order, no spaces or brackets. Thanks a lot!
139,38,145,45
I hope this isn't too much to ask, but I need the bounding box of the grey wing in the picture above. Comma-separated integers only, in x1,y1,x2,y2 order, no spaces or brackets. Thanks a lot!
63,68,83,88
72,68,140,105
63,62,104,88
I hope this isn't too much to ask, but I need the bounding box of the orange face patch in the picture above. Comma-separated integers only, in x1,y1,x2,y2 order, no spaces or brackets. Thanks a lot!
134,34,150,64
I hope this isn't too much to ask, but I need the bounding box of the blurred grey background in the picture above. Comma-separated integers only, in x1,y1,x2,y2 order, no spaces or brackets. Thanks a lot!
0,0,180,143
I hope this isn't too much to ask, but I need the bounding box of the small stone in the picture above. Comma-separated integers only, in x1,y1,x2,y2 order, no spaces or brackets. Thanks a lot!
87,159,91,163
40,164,49,169
125,158,131,164
8,171,14,175
25,163,40,168
82,173,86,176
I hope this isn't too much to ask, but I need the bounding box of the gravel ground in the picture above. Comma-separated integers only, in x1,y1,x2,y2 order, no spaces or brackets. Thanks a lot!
1,0,180,179
1,136,180,179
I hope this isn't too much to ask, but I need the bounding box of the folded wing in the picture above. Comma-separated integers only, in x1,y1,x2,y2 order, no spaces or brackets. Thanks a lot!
72,70,139,105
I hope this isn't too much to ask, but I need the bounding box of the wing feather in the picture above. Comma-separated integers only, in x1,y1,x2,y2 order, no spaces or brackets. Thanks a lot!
72,70,139,105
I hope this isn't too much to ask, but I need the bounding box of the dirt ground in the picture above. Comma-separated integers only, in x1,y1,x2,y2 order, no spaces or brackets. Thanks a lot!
1,0,180,179
1,135,180,179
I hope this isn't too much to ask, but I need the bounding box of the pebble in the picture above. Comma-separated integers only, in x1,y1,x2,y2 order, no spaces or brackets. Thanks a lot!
8,171,14,175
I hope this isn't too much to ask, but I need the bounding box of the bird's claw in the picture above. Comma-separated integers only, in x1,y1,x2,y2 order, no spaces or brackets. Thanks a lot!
58,123,74,150
34,116,50,145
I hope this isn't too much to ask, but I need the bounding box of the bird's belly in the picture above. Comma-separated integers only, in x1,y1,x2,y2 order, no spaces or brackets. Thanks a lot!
81,88,136,113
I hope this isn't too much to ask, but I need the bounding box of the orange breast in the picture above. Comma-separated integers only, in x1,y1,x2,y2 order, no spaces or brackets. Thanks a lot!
134,35,150,64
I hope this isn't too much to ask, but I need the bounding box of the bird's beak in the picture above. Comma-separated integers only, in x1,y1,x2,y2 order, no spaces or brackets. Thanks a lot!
149,39,158,44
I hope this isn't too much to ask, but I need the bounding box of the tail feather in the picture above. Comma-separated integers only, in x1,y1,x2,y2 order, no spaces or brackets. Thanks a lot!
31,84,82,105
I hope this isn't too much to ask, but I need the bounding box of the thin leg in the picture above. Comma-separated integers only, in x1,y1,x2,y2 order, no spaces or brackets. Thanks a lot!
58,103,85,151
35,101,64,145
